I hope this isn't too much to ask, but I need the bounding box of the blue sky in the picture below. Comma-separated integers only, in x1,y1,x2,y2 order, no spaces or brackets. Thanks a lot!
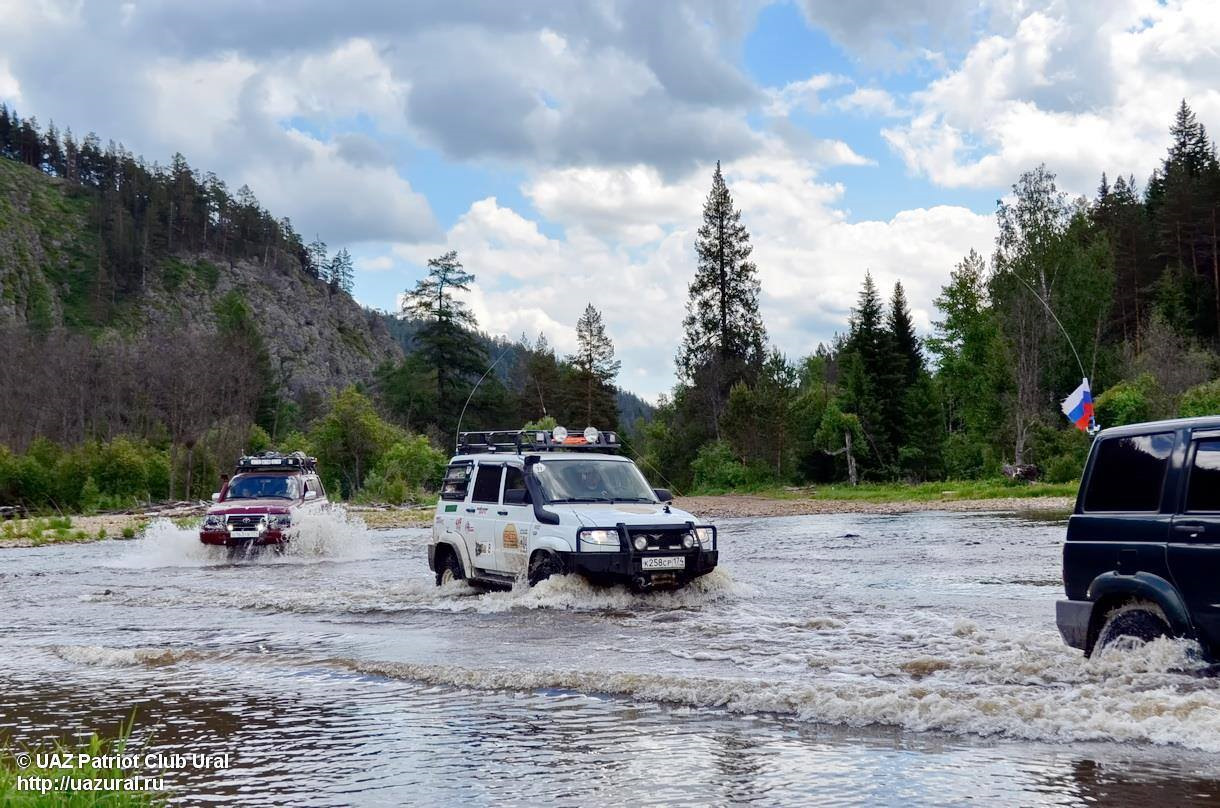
2,0,1213,397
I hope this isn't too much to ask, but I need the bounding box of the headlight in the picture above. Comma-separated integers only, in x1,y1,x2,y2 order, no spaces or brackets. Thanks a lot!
682,533,695,549
633,535,648,551
580,529,618,546
273,514,292,528
203,514,225,529
695,527,714,548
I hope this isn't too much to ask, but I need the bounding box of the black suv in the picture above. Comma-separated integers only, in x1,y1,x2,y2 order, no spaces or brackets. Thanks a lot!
1058,417,1220,659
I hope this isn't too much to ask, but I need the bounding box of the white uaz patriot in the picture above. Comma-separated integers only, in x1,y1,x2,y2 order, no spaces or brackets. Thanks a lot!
428,427,719,590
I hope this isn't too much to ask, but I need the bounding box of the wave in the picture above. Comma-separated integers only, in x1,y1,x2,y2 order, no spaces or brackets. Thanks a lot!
339,639,1220,751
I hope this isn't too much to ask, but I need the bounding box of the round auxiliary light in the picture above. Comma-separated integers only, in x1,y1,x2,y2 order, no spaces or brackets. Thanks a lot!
633,536,648,551
552,426,568,442
583,426,600,443
683,533,696,549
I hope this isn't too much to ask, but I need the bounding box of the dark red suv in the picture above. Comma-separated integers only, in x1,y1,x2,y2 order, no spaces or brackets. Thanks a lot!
199,453,328,547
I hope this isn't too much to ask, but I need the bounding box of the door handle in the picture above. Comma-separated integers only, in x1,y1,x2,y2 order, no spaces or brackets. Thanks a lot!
497,510,508,516
1175,523,1206,534
465,508,475,513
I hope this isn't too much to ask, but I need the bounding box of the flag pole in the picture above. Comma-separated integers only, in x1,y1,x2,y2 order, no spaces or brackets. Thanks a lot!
1008,271,1099,433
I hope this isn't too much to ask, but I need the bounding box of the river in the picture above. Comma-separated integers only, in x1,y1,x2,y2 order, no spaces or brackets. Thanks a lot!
3,509,1220,806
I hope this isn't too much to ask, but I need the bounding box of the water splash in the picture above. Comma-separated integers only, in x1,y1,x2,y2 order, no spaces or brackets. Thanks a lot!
116,508,377,568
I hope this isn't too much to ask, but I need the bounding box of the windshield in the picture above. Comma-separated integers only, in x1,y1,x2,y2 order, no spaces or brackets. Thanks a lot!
225,475,298,501
533,459,656,503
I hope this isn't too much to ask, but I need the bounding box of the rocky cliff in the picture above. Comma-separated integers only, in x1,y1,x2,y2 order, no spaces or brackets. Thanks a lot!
0,157,401,397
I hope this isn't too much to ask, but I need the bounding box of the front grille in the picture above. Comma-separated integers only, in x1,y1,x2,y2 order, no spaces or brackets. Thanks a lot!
226,514,265,530
629,529,690,551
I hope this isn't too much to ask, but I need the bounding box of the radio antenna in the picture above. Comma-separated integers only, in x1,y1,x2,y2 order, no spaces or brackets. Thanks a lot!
455,343,514,451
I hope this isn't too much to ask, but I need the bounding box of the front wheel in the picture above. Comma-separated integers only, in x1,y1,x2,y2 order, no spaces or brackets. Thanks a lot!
528,553,564,587
436,553,464,587
1091,600,1170,656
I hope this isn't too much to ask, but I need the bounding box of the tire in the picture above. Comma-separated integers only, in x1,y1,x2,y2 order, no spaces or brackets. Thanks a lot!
436,551,464,587
528,552,564,587
1092,600,1171,655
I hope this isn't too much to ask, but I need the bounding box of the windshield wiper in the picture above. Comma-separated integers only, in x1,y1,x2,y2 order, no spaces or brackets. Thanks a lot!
549,497,612,503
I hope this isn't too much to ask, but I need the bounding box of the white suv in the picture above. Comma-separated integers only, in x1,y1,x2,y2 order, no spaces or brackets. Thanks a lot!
427,428,718,590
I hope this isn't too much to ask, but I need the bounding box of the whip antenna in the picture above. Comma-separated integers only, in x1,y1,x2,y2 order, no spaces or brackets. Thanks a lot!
455,344,514,451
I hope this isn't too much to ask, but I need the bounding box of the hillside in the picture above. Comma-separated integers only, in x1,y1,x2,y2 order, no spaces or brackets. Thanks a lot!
0,157,401,395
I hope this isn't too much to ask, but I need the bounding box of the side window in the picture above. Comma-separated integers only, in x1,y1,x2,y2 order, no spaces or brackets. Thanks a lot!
471,465,503,504
1187,440,1220,512
503,466,529,504
441,463,473,501
1083,432,1174,512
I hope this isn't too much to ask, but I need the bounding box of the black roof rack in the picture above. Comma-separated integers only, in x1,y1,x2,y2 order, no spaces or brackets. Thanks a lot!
457,428,620,456
234,451,318,474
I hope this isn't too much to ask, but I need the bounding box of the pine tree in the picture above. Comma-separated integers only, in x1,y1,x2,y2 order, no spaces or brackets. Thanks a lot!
329,247,354,294
568,303,621,426
402,250,486,435
677,161,766,431
888,281,921,387
307,237,329,281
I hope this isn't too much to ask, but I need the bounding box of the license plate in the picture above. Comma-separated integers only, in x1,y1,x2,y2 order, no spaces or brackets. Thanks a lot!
230,531,260,539
641,556,685,570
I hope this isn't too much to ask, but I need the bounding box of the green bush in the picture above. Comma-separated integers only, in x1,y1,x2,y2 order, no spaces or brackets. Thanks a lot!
1044,453,1083,484
80,475,101,514
1179,378,1220,417
690,441,755,491
92,437,149,499
942,433,986,479
356,436,446,504
1095,373,1160,427
248,424,272,453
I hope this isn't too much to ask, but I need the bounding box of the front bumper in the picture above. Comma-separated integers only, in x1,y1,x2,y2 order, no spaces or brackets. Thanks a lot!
559,548,719,585
199,528,288,547
1056,599,1093,650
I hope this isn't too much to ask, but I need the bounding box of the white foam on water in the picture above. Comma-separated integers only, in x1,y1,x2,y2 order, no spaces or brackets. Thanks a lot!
51,644,192,667
114,508,377,568
94,566,749,616
341,637,1220,751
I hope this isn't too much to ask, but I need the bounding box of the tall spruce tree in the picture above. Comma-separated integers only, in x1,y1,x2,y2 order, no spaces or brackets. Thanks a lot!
677,161,766,433
568,303,621,426
840,272,899,471
402,250,486,435
888,282,921,386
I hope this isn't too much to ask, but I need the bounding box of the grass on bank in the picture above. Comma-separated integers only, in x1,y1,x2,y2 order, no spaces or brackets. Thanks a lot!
689,477,1080,503
1,722,165,807
0,517,142,546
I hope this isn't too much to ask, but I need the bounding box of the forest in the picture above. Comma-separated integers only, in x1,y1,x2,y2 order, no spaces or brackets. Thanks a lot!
5,101,1220,511
640,101,1220,492
0,106,625,510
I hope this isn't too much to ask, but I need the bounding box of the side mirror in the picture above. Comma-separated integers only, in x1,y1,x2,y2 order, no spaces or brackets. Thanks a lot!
653,488,673,503
304,490,318,501
504,489,529,505
211,493,221,502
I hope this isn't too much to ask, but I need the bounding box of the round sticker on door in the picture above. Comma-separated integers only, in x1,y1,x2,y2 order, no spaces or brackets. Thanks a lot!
502,523,519,549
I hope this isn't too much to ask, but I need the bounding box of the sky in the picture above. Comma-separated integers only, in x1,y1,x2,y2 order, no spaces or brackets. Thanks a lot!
3,0,1220,399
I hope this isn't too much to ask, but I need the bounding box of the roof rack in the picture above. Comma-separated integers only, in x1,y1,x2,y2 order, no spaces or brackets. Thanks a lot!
234,451,318,474
457,427,620,456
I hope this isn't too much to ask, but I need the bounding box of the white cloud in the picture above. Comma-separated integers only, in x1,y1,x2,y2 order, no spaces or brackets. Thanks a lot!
834,87,903,117
881,0,1220,195
403,150,993,398
0,60,20,103
763,73,847,117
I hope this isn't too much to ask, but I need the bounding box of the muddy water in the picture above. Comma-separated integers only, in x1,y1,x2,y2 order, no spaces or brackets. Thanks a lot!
4,509,1220,805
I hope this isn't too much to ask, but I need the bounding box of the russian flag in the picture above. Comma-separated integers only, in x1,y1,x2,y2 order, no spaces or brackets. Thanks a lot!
1061,378,1094,431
